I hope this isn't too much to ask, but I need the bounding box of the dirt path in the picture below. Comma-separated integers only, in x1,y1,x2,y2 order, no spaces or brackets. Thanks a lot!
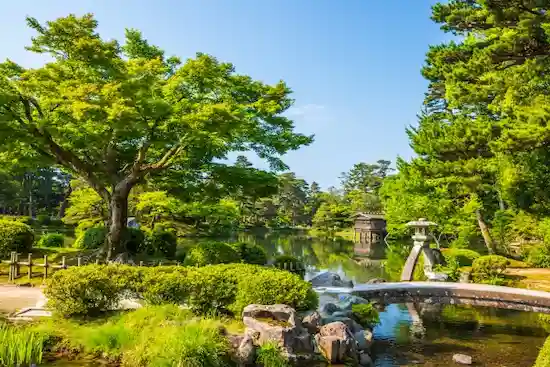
0,286,45,315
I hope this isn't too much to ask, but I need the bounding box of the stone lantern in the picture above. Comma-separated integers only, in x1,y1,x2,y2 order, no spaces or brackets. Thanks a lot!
400,218,439,281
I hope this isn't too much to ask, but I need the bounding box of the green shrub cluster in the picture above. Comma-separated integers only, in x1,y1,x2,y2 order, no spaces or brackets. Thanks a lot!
74,227,107,249
35,214,51,226
526,244,550,268
46,263,318,318
0,215,33,225
230,242,267,265
121,228,146,254
36,233,65,248
183,242,241,267
471,255,510,283
141,229,177,258
351,303,380,329
0,219,34,257
443,248,481,267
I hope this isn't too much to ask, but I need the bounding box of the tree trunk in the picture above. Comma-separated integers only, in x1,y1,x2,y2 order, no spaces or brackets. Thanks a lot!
58,185,72,219
106,186,131,260
475,209,496,254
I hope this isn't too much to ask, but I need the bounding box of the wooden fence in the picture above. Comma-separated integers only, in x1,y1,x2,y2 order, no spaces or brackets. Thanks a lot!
2,251,307,283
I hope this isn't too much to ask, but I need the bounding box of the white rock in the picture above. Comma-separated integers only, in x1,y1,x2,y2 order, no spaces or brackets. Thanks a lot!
453,353,472,365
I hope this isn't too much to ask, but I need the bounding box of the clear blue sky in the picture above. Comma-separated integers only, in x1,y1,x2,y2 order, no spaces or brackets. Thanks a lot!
0,0,450,189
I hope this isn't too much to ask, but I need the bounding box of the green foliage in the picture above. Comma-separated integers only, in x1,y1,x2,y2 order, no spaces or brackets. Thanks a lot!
35,214,51,225
534,336,550,367
36,232,65,248
471,255,510,283
141,268,190,305
143,229,177,258
183,242,240,267
435,258,461,282
256,341,290,367
443,248,481,267
0,215,33,224
230,242,267,265
74,227,107,249
0,219,34,257
273,254,306,277
351,303,380,329
121,227,145,254
526,245,550,268
0,323,44,366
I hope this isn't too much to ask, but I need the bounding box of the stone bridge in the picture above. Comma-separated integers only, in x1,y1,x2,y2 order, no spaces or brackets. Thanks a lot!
353,282,550,314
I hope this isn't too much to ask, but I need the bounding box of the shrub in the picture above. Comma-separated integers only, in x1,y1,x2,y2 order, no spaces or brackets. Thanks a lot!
121,228,145,254
36,233,65,248
36,214,51,226
434,258,461,282
143,230,177,258
0,216,33,225
443,248,481,267
526,244,550,268
471,255,510,282
74,227,107,249
351,303,380,329
230,242,267,265
183,242,240,267
0,219,34,257
75,219,101,238
273,255,306,278
534,336,550,367
231,268,318,316
141,268,190,305
45,265,128,316
256,341,290,367
187,266,239,315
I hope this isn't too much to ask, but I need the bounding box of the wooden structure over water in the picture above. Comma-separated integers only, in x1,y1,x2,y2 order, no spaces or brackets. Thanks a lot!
352,212,386,258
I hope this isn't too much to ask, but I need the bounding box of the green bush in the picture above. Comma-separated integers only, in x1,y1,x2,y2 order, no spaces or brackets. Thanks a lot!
351,303,380,328
230,242,267,265
143,230,177,258
74,227,107,249
443,248,481,267
0,219,34,257
231,267,318,316
471,255,510,282
36,214,51,225
141,268,190,305
36,233,65,248
526,244,550,268
256,341,290,367
122,228,145,254
0,215,33,225
45,265,127,316
273,255,306,278
534,336,550,367
183,242,240,267
75,219,101,238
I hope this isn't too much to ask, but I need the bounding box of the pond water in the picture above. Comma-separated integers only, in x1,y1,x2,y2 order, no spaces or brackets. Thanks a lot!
42,232,550,365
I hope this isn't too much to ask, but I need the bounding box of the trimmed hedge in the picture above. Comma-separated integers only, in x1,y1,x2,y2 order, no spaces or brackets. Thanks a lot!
143,230,177,258
526,244,550,268
122,228,146,254
183,242,240,267
46,263,318,317
74,227,107,249
230,242,267,265
37,233,64,248
443,248,481,267
0,219,34,257
472,255,510,282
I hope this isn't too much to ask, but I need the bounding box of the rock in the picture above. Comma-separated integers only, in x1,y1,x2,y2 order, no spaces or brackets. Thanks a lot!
426,271,448,282
337,295,370,311
310,272,354,288
320,302,341,315
315,322,357,364
366,278,387,284
322,315,364,333
359,352,374,367
331,310,353,318
242,304,313,355
354,329,373,351
236,333,256,365
302,311,322,334
452,354,473,365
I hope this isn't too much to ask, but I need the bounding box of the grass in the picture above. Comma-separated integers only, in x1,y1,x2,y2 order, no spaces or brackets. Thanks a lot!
0,322,45,366
32,305,242,366
534,336,550,367
256,341,290,367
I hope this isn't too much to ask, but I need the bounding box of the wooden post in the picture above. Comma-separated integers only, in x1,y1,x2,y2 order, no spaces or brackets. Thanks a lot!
95,259,99,265
61,256,66,269
139,261,143,267
77,257,82,266
8,252,14,283
159,261,163,267
28,253,32,280
14,252,19,278
43,255,48,281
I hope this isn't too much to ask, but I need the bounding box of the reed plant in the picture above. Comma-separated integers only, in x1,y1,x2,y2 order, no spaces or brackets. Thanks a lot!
0,323,44,366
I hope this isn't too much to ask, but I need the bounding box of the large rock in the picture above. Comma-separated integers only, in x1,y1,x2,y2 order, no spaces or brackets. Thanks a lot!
452,354,472,365
236,333,256,365
315,321,357,364
337,294,370,311
302,311,322,334
310,272,354,288
322,315,364,333
354,329,373,351
242,304,313,355
320,302,341,315
359,352,374,367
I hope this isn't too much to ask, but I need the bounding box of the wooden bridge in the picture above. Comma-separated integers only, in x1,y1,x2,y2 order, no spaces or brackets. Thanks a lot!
353,282,550,314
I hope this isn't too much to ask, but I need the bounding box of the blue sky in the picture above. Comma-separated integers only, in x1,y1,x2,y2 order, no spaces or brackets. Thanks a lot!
0,0,449,189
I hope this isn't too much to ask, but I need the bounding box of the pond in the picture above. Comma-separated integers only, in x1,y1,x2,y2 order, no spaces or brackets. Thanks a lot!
181,231,549,366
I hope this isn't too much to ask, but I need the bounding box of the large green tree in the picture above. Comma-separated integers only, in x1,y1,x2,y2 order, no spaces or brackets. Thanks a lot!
0,14,312,258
